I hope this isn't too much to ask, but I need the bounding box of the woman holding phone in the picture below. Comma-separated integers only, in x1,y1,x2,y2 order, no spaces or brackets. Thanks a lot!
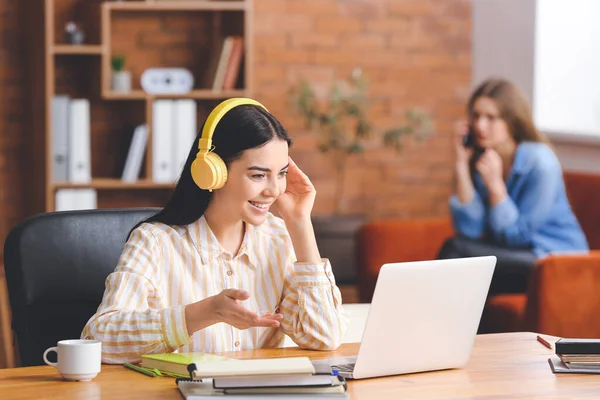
437,78,588,295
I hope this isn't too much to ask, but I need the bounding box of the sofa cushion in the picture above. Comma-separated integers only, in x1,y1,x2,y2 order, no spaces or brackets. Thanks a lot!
564,172,600,249
480,294,527,333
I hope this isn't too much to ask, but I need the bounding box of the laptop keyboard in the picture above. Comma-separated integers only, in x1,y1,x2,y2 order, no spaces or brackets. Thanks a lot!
331,363,355,373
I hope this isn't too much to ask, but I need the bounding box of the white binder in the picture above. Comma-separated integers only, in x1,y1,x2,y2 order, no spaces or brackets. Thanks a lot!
172,100,196,181
152,100,174,183
68,99,91,183
55,189,97,211
51,95,70,182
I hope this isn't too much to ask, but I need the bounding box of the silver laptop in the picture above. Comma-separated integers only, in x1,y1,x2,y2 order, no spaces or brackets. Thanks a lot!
324,256,496,380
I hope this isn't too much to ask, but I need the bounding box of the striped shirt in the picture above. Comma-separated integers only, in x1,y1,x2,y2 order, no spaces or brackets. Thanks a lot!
81,213,348,364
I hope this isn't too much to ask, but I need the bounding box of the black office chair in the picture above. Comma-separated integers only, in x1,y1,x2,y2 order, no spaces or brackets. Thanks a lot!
3,208,159,366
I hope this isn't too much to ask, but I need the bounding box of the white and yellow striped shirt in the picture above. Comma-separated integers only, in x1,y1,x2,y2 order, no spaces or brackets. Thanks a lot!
81,213,348,364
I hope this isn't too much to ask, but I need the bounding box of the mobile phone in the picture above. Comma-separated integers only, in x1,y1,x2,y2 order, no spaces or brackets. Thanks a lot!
463,127,485,162
463,126,475,148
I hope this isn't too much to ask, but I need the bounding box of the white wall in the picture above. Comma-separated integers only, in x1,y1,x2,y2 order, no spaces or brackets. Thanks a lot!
473,0,600,173
473,0,600,138
472,0,536,102
534,0,600,137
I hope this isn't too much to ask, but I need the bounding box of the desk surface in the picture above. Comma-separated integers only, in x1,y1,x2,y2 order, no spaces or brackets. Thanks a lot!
1,332,599,399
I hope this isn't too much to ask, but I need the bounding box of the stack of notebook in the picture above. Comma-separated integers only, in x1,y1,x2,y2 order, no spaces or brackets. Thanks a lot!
178,356,349,399
548,338,600,374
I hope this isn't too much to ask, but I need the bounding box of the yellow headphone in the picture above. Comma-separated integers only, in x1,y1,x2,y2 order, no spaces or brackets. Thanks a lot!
190,98,268,191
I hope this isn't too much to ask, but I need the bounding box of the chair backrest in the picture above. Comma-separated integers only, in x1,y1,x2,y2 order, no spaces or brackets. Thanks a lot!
3,208,158,366
564,172,600,250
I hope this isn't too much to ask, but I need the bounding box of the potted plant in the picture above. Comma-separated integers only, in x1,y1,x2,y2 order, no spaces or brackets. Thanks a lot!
111,55,131,93
291,69,432,215
290,69,432,285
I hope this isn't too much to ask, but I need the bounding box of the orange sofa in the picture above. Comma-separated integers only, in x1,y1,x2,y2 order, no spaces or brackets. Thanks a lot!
356,172,600,338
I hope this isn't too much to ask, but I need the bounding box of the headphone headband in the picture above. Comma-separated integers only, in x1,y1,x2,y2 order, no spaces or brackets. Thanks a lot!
191,97,269,191
198,98,268,155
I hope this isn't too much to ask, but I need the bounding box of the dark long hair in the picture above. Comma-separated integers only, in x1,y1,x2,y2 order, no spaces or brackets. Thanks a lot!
132,104,292,234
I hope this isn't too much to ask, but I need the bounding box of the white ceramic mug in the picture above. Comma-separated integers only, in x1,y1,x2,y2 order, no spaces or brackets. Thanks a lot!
43,339,102,381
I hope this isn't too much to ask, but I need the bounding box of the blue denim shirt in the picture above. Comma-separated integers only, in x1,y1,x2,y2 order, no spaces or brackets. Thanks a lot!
450,142,589,258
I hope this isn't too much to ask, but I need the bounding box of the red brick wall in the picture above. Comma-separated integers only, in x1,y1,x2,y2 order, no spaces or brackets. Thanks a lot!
253,0,471,217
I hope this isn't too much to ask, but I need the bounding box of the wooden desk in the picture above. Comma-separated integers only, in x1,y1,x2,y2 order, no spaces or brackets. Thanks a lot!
1,332,599,399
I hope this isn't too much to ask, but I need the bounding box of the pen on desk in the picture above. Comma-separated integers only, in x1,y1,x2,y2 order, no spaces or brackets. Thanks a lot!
537,335,552,350
124,362,157,377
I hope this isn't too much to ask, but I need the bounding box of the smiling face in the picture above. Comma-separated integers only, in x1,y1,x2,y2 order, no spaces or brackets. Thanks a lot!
210,138,289,226
470,96,515,150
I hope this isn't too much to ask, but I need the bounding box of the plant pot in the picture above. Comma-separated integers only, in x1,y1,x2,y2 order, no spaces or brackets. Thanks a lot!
111,70,131,93
311,214,367,285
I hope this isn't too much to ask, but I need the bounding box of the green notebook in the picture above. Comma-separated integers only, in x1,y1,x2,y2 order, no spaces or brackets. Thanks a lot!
141,352,233,376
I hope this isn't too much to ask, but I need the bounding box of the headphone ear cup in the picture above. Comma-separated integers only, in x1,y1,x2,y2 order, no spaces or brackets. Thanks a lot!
206,152,228,190
191,152,228,190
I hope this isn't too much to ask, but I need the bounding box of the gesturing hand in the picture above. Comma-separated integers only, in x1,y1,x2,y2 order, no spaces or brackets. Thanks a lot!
274,157,316,223
212,289,283,330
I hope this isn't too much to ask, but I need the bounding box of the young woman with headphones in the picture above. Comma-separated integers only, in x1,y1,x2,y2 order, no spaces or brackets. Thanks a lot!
82,98,348,364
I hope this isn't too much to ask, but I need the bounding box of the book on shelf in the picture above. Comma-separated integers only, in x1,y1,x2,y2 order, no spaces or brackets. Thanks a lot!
211,36,234,91
121,124,148,183
221,36,243,90
140,352,233,377
204,35,244,91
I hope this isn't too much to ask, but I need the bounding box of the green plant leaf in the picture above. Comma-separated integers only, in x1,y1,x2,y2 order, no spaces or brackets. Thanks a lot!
347,143,364,154
289,70,436,214
111,55,125,71
356,119,371,138
317,144,330,153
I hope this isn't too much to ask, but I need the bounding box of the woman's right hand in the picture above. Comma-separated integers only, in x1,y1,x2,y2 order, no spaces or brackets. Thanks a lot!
453,119,476,204
211,289,283,330
453,119,473,166
185,289,283,335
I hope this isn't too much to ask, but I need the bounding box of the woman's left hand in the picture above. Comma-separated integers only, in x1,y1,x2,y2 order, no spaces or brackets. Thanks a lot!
274,157,316,223
476,149,506,199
